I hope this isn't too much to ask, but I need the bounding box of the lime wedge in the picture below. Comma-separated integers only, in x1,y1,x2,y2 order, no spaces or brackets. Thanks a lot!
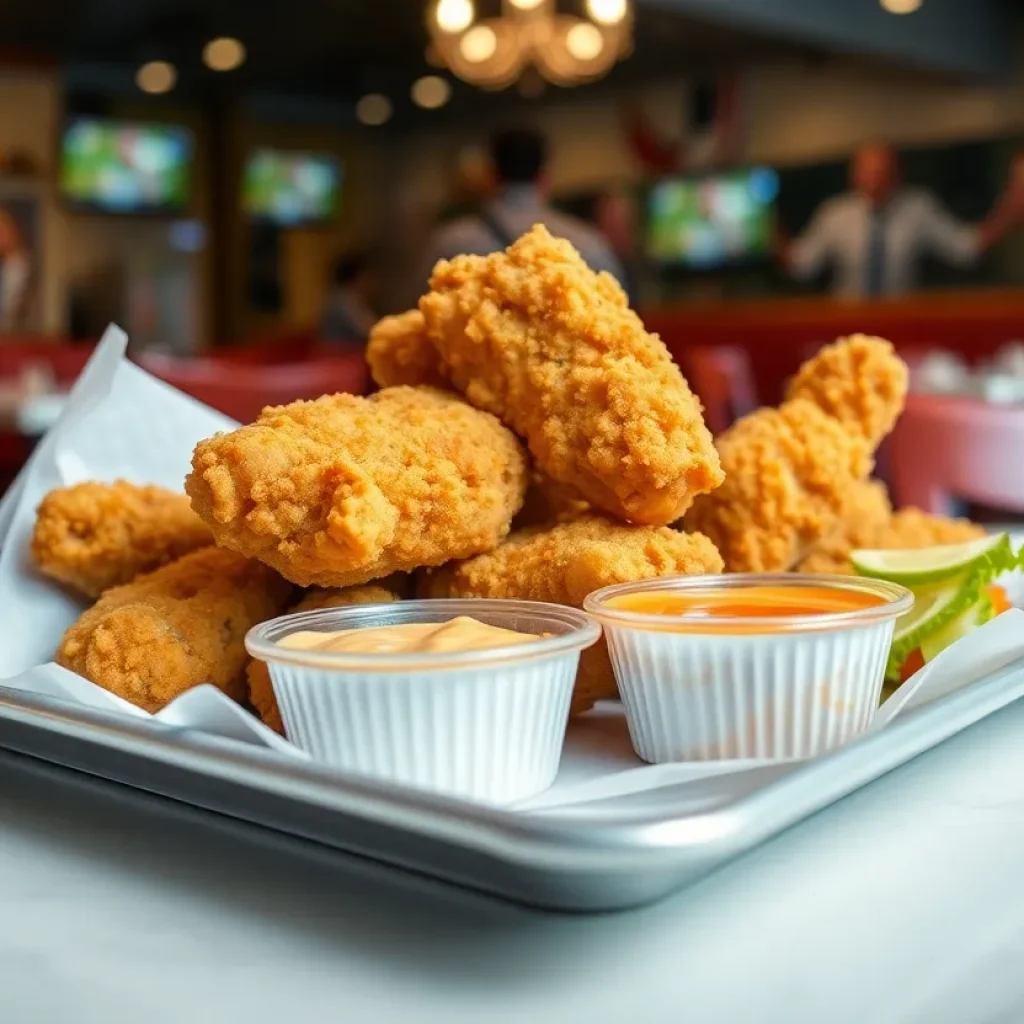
891,580,963,644
919,589,995,663
886,578,977,680
851,534,1009,585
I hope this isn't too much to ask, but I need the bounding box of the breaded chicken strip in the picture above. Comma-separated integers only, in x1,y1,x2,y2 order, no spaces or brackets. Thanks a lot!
420,516,724,713
419,225,723,525
57,547,293,713
685,400,873,573
787,335,908,448
794,479,894,575
31,480,212,598
187,386,528,588
247,583,400,734
367,310,449,389
797,490,986,575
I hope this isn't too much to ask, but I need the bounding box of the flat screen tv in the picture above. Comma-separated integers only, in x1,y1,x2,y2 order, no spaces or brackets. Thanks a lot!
60,119,194,214
646,166,779,268
242,149,342,225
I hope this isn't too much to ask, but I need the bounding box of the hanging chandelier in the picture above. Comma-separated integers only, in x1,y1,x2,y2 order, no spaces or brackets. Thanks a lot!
428,0,634,90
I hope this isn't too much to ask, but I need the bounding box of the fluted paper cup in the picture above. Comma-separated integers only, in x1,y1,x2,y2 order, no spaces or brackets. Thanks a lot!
246,599,600,805
584,574,912,764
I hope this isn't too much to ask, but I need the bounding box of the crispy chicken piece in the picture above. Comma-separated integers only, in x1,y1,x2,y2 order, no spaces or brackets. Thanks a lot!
30,480,213,598
869,508,987,549
247,583,400,734
685,400,873,573
187,386,528,588
420,516,724,713
419,224,723,525
366,310,449,389
794,479,894,575
797,494,986,576
786,335,908,448
57,547,293,713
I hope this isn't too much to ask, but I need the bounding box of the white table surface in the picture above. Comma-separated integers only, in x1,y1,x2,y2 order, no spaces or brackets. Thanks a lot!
2,697,1024,1024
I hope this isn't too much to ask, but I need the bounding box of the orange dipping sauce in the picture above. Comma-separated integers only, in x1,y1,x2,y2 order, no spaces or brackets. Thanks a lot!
607,584,887,632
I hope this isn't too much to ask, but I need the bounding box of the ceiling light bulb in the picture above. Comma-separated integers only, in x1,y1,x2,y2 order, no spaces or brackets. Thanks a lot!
356,93,393,126
136,61,176,94
586,0,627,26
411,75,452,109
436,0,474,33
460,25,498,64
879,0,922,11
203,37,246,71
566,22,604,61
509,0,544,8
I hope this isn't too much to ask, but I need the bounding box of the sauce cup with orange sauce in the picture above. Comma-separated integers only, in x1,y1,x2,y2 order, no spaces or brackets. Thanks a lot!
583,574,913,764
245,599,600,804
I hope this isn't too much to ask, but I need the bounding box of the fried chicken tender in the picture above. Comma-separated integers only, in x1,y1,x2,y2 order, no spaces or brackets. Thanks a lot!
870,509,987,549
186,386,528,588
797,493,986,576
786,335,908,448
30,480,213,598
420,516,724,713
367,310,449,389
247,583,400,734
794,479,894,575
419,224,723,525
685,400,873,573
57,547,293,713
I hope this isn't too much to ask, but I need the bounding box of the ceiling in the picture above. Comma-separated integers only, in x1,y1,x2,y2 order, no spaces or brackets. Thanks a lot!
0,0,827,120
0,0,997,126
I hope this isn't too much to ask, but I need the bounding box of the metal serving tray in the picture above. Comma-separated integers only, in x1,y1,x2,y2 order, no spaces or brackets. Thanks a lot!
0,654,1022,913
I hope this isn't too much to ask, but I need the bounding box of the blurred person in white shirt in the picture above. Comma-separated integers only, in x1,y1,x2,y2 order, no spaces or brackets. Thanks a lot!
780,141,1024,299
0,208,31,333
419,128,625,289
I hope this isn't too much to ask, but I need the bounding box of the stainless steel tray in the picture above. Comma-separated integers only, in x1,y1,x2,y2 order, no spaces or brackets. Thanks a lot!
0,656,1022,913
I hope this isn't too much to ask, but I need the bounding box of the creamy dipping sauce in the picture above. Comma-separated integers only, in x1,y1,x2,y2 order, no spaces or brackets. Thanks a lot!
278,616,541,656
607,585,886,633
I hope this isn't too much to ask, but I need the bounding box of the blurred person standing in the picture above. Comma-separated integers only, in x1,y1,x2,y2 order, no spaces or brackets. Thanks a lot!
594,188,641,304
419,129,625,288
320,251,378,346
0,208,32,333
780,141,1024,299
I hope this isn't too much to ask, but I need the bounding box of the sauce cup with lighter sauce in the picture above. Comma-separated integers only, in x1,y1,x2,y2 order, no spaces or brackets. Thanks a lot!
245,599,600,804
584,574,913,764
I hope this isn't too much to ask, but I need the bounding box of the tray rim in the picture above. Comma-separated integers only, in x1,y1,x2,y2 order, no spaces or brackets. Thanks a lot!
0,654,1021,908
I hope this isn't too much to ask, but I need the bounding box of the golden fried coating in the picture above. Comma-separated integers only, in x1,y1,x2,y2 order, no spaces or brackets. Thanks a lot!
798,501,986,575
420,516,724,713
870,508,987,549
57,547,293,713
419,224,723,525
247,583,400,734
186,386,528,588
794,479,894,575
30,480,213,598
685,400,873,573
513,468,591,529
786,335,908,448
366,310,449,389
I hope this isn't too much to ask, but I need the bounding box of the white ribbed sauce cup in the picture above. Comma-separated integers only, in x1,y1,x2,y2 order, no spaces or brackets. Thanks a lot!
245,599,600,805
584,574,913,764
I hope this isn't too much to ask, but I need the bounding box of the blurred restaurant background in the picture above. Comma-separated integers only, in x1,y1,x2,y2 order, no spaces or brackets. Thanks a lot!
1,0,1023,520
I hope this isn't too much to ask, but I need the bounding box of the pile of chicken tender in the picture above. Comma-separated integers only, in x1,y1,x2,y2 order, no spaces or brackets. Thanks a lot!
31,225,984,729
